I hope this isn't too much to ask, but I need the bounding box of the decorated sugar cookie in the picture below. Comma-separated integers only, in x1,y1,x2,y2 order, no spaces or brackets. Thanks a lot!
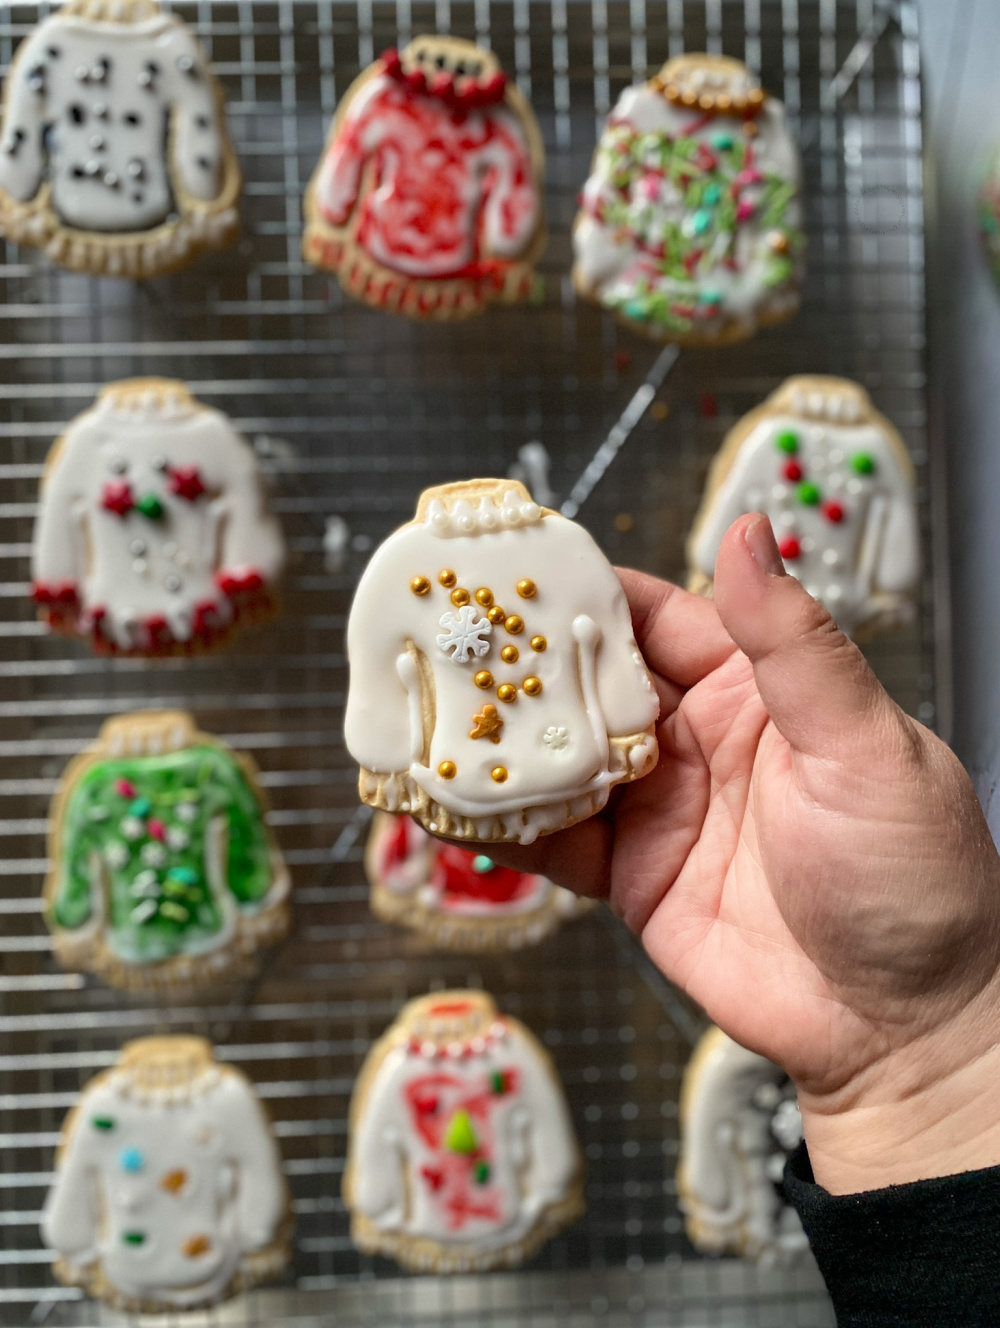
687,376,919,638
344,479,660,845
344,991,584,1272
43,1036,291,1313
979,144,1000,284
44,711,290,992
303,36,545,320
366,812,590,951
572,54,804,345
31,379,285,656
677,1026,807,1265
0,0,240,277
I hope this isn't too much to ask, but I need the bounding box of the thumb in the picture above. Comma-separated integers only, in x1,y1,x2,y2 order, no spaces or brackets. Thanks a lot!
712,513,894,759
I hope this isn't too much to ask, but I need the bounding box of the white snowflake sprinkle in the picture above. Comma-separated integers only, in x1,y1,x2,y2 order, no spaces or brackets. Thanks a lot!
105,842,130,870
166,826,190,851
436,605,492,664
175,801,199,823
140,842,167,868
120,816,144,841
543,726,570,751
130,870,160,899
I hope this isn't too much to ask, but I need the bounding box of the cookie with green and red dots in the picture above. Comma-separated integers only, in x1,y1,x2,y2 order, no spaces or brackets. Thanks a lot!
572,54,804,346
44,710,290,991
686,375,919,639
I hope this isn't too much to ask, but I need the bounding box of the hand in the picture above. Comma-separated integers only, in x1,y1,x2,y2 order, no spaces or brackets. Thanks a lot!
494,514,1000,1193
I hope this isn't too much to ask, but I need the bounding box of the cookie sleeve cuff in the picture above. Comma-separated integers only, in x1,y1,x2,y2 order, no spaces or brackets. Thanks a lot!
783,1142,1000,1326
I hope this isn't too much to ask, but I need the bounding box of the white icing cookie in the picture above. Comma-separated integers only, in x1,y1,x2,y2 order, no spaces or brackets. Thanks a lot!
31,378,285,656
344,990,584,1272
572,54,804,346
677,1026,807,1265
44,710,291,992
0,0,240,277
302,36,545,320
43,1036,292,1313
687,376,920,639
344,479,660,845
366,812,591,951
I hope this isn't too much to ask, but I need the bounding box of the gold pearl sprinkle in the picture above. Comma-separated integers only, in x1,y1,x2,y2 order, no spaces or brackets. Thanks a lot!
530,635,547,652
748,87,766,107
491,766,508,784
475,587,494,607
664,83,681,103
698,92,715,110
497,683,517,704
522,676,543,697
438,569,457,588
474,670,494,689
487,605,506,625
410,575,430,596
438,761,456,779
716,92,731,111
501,645,519,664
732,93,748,111
451,587,471,607
768,230,790,255
504,614,524,635
516,578,537,599
681,88,698,107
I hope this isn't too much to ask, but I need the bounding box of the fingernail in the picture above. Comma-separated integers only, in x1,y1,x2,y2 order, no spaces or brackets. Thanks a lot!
745,514,787,577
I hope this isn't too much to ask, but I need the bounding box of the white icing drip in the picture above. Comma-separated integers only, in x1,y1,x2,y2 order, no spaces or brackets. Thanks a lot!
42,1046,288,1307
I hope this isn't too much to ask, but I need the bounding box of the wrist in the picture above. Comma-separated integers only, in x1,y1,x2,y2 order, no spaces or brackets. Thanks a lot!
799,1034,1000,1195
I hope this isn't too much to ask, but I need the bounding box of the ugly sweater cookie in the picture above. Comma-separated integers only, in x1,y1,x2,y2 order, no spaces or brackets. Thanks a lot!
344,479,660,845
366,812,590,952
43,1037,291,1313
0,0,240,277
572,54,804,345
686,376,920,639
31,378,285,656
677,1026,807,1265
44,711,290,992
303,36,545,320
344,991,584,1272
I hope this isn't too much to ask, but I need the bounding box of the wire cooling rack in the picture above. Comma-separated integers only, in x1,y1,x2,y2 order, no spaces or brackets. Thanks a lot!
0,0,934,1323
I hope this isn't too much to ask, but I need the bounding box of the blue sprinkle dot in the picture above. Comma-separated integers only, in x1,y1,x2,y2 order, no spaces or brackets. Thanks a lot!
167,865,199,885
129,797,152,818
703,183,721,205
471,855,494,874
120,1147,145,1173
711,132,735,150
691,209,712,236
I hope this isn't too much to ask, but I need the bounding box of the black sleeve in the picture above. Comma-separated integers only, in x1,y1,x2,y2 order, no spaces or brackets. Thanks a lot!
783,1142,1000,1326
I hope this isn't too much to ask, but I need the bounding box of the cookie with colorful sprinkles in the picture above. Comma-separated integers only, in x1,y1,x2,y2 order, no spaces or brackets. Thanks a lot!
344,479,660,845
43,710,291,992
572,54,804,345
42,1036,292,1313
686,375,920,639
302,36,545,320
31,378,285,657
365,811,591,951
0,0,240,277
344,991,584,1272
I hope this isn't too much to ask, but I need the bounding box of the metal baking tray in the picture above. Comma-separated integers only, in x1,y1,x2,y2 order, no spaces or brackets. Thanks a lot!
0,0,934,1323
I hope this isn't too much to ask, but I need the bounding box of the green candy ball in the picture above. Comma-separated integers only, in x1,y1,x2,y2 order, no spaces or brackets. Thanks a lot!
776,431,800,455
797,481,821,506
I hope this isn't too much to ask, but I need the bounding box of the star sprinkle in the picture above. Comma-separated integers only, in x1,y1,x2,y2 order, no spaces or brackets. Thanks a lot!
168,466,207,502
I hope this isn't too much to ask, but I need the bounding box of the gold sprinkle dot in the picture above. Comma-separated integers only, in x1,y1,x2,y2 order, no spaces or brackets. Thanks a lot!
504,614,524,635
530,635,547,652
732,93,748,111
516,578,537,599
651,400,669,421
615,512,634,533
698,92,715,110
501,645,519,664
475,670,494,689
491,766,508,784
497,683,517,704
410,575,430,596
664,83,681,103
451,587,471,607
748,87,766,107
487,605,506,625
716,92,732,111
438,569,457,588
522,676,543,697
438,761,456,779
681,88,698,107
475,587,494,607
768,230,790,255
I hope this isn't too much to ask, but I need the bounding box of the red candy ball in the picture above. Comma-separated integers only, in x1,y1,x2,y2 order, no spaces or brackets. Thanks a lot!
821,500,845,523
778,536,801,560
783,460,803,482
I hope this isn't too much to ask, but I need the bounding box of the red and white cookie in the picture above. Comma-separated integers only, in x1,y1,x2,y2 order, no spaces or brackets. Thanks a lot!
303,36,545,320
344,991,584,1272
31,379,285,656
366,812,590,951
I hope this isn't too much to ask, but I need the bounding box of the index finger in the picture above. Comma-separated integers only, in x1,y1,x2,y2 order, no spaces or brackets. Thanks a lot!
617,567,737,688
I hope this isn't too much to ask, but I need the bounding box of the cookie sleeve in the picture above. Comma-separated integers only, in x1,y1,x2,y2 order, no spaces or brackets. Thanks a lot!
511,1040,580,1207
31,427,87,592
220,1076,287,1249
0,26,48,204
41,1111,101,1264
873,472,920,595
207,748,276,905
48,777,100,931
784,1143,1000,1325
313,81,385,226
346,1056,407,1222
162,23,227,203
479,111,540,259
207,421,285,587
